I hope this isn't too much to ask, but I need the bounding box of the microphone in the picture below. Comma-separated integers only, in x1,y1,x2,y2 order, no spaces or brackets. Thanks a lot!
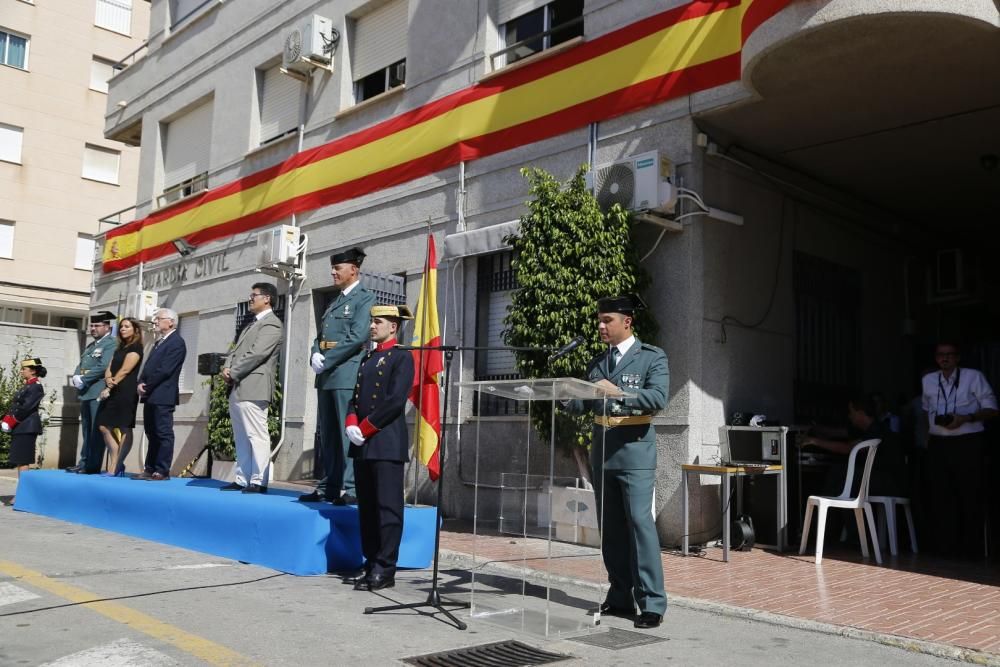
548,335,585,362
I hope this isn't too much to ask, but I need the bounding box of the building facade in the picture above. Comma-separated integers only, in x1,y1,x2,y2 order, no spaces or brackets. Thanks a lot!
96,0,1000,546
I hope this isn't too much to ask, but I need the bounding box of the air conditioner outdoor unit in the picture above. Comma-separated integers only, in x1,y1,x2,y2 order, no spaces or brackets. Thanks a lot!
593,150,677,214
125,290,159,322
257,225,301,268
283,14,335,73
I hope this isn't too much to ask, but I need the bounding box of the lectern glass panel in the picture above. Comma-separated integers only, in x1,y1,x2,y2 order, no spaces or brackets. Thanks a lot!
457,378,632,638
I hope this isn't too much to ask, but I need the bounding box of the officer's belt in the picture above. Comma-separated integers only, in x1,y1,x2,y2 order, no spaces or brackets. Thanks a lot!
319,341,339,350
594,415,652,428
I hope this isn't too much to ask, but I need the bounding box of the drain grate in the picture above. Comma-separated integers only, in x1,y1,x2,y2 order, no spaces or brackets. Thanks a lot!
569,627,668,650
402,640,572,667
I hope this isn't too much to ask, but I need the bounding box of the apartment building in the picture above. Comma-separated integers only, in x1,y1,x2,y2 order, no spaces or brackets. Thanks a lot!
96,0,999,545
0,0,149,328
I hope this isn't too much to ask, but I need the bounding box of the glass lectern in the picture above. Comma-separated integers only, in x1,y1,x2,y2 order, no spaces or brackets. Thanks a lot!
456,377,633,638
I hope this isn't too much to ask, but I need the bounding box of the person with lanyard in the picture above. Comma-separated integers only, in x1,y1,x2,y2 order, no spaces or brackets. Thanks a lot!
345,304,415,591
921,342,997,557
565,294,669,629
67,311,118,473
301,247,376,505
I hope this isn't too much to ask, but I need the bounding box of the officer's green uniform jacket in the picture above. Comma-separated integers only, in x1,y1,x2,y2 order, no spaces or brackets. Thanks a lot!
74,333,117,400
571,338,669,469
311,284,376,390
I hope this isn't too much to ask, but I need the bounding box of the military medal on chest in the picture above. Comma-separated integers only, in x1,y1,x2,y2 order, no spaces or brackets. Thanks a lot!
343,304,351,316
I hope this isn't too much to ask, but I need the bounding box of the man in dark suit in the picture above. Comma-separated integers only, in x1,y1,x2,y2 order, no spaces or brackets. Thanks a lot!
301,247,376,505
346,304,415,591
220,282,284,494
567,294,669,629
136,307,187,481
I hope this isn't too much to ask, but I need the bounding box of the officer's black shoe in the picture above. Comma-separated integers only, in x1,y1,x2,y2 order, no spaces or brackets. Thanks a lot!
242,484,267,494
367,573,394,591
297,491,324,502
219,482,244,491
599,601,635,618
353,575,371,591
634,612,662,629
65,465,84,473
332,493,357,506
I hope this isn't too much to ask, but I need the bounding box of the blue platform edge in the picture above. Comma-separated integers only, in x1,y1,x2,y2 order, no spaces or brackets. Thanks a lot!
13,470,437,576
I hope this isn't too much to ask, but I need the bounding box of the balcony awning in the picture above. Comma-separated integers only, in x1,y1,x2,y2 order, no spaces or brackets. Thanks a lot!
442,220,519,260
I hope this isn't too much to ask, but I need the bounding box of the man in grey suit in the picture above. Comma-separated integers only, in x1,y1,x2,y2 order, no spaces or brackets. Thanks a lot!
219,282,284,494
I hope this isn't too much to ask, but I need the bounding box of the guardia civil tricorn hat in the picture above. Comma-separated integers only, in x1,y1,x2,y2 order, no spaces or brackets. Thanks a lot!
370,305,414,320
90,310,116,324
597,294,647,315
329,247,366,267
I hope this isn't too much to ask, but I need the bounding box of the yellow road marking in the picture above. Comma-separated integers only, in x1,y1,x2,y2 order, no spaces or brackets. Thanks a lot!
0,560,257,667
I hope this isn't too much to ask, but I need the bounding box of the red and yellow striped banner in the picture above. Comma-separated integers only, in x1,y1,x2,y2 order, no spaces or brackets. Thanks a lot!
103,0,791,272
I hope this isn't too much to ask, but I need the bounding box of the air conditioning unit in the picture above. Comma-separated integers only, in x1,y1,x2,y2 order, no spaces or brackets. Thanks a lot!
257,224,301,268
593,150,677,214
283,15,335,73
125,290,159,322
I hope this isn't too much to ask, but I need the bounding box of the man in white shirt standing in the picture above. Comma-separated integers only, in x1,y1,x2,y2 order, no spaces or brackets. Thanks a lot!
921,342,997,557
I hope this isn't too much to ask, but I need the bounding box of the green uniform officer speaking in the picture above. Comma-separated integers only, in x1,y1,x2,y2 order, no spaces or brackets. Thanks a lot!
301,247,376,505
568,294,669,629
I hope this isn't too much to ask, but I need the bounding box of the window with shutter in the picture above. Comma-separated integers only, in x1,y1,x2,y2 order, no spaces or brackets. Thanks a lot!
161,100,213,202
82,144,121,184
474,251,527,416
75,235,96,270
95,0,132,35
351,0,408,103
90,58,115,93
493,0,583,69
169,0,208,28
0,221,13,259
0,123,23,164
258,66,302,145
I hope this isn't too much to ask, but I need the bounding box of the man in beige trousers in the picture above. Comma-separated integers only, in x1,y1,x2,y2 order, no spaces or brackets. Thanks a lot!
220,282,284,494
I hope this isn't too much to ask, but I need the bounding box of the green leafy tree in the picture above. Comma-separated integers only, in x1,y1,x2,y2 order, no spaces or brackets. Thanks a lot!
0,337,57,467
502,165,655,478
205,369,283,461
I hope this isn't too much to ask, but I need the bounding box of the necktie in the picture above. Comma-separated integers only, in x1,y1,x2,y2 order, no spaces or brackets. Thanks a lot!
153,338,162,350
609,348,620,372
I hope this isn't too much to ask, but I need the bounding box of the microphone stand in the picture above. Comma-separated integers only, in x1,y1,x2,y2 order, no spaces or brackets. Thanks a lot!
364,343,552,630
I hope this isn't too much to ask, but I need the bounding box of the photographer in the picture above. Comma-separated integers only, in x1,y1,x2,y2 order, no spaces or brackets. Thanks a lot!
921,342,997,558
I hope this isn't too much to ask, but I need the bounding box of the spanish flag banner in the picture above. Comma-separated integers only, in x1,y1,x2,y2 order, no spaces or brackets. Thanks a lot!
102,0,792,272
409,235,443,480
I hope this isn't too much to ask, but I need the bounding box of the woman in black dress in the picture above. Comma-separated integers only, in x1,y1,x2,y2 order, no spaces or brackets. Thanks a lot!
2,358,46,499
93,318,144,475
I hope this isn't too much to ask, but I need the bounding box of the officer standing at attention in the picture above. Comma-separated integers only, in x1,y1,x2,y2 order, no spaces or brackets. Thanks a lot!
567,294,669,629
67,311,118,473
301,247,376,505
345,304,415,591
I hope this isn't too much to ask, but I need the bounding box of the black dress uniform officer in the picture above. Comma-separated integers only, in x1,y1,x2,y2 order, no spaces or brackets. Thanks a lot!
345,305,415,591
567,294,669,629
302,247,377,505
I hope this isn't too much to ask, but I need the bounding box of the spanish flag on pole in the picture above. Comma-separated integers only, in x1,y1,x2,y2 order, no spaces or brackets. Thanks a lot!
409,235,443,480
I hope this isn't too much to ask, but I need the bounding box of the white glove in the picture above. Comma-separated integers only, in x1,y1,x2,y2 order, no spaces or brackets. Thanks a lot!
1,422,10,433
71,375,84,390
346,425,365,446
310,352,325,374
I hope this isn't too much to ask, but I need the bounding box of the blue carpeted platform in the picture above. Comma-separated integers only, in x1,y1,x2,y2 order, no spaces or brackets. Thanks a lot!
13,470,436,576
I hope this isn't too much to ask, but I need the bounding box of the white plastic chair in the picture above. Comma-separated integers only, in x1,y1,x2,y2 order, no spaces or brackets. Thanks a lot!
799,439,882,565
869,495,918,556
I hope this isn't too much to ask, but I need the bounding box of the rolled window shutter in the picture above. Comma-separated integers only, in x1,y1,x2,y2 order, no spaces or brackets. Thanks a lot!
163,101,213,189
96,0,133,35
497,0,546,25
352,0,408,80
82,144,121,184
259,66,302,143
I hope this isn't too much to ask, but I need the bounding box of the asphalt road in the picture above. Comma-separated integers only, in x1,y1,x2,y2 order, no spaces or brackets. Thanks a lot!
0,474,959,666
